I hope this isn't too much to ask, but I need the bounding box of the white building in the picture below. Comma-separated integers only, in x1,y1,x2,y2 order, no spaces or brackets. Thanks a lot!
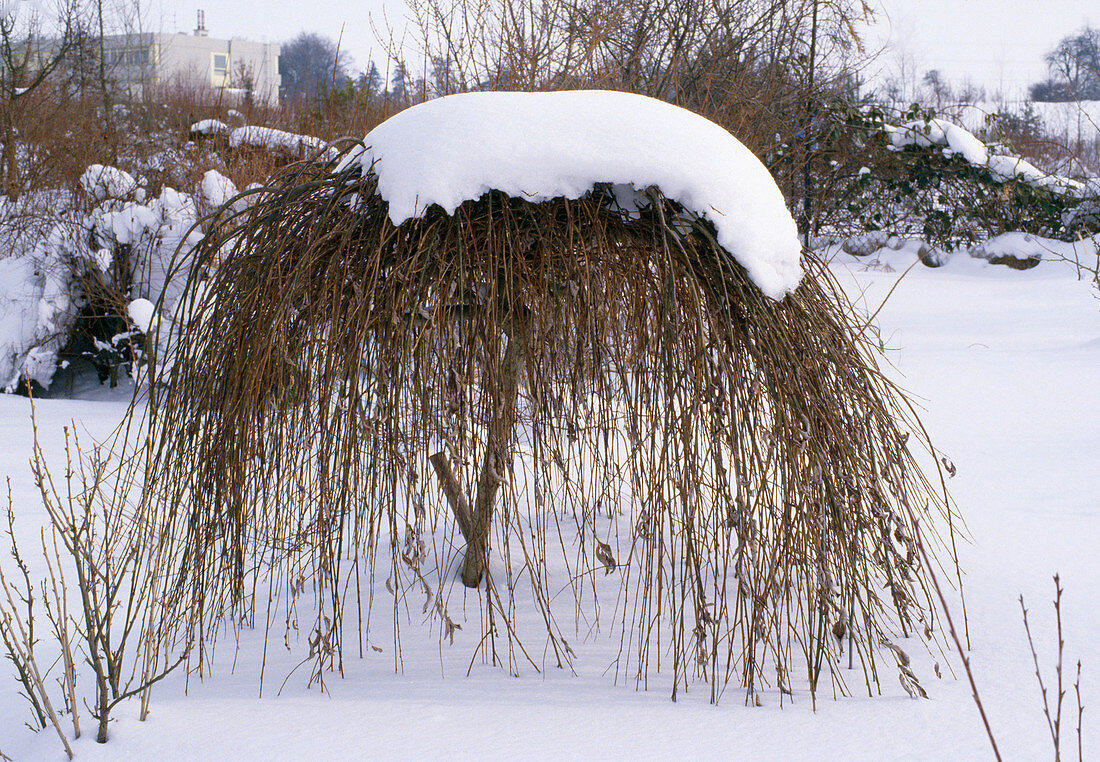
102,13,281,105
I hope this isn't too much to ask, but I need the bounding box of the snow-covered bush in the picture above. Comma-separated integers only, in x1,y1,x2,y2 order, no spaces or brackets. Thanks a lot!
79,165,146,204
0,209,101,391
188,118,230,141
0,165,212,392
777,100,1098,258
229,125,332,160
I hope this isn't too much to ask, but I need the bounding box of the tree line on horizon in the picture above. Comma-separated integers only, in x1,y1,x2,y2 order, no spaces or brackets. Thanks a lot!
277,31,422,104
280,20,1100,108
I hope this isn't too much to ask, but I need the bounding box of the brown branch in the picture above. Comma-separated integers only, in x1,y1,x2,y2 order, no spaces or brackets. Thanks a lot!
430,451,475,542
0,573,74,759
911,516,1001,761
108,647,190,711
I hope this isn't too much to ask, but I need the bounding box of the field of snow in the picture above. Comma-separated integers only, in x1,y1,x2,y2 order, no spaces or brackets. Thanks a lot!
2,249,1098,760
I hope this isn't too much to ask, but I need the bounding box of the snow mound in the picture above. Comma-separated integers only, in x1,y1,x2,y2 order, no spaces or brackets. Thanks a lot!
969,232,1059,264
230,126,330,158
80,164,145,203
201,169,239,209
190,119,230,137
95,202,159,246
128,298,158,333
841,230,890,257
340,90,803,300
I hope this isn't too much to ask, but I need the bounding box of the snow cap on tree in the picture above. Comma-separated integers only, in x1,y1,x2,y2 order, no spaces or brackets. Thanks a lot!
341,90,804,299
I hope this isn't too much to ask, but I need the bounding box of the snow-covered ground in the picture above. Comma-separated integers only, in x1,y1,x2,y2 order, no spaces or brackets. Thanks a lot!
2,250,1098,760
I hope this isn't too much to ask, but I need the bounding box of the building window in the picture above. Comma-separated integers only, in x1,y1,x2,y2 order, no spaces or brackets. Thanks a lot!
212,52,228,82
105,47,150,67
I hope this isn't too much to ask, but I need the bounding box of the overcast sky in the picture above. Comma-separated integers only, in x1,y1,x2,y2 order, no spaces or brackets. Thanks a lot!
868,0,1095,100
147,0,1093,101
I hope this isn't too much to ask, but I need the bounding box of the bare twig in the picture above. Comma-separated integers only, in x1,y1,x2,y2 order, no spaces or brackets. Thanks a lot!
0,564,74,759
910,516,1000,761
1021,575,1080,762
1075,660,1084,762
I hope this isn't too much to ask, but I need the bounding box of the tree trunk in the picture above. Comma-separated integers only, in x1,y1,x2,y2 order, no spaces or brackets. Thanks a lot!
2,117,19,201
429,452,474,541
432,319,524,588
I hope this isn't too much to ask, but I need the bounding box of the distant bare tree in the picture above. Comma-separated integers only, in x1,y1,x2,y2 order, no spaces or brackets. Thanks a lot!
923,69,950,107
279,32,353,101
1031,25,1100,102
0,0,80,198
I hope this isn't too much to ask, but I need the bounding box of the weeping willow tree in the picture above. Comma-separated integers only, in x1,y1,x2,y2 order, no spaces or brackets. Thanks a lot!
145,91,959,704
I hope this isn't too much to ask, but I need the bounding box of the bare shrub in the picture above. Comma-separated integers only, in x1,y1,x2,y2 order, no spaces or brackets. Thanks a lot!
1,482,74,758
0,398,187,750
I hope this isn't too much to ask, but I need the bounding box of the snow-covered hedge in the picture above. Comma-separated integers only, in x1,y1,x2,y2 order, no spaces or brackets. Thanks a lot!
771,101,1098,260
886,116,1087,195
